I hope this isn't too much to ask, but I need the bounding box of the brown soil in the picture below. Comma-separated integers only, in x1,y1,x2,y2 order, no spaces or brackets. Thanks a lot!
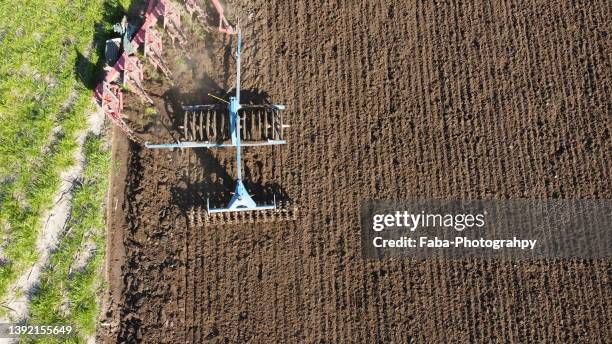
100,0,611,343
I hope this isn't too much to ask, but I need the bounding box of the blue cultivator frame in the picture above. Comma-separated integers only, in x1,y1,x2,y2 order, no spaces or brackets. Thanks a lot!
146,30,294,222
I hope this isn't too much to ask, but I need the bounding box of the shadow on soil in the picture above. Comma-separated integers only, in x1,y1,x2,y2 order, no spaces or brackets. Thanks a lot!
170,154,292,216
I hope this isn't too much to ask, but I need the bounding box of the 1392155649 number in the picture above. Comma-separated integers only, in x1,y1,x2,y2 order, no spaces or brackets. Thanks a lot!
5,325,73,337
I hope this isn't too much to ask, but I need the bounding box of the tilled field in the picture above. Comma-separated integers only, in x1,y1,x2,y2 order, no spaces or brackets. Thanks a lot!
102,0,611,342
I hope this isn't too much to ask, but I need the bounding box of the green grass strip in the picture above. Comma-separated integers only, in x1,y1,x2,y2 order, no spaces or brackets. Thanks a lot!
0,0,133,341
0,0,131,304
25,134,110,344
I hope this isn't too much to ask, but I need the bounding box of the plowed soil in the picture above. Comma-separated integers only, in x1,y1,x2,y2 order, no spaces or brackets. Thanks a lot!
100,0,611,343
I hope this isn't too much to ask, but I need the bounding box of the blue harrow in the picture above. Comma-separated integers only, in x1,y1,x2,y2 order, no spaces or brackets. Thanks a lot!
146,30,295,225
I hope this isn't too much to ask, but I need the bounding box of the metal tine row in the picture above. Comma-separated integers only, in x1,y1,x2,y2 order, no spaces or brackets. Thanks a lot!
239,108,284,141
183,108,284,142
183,109,229,141
188,206,297,227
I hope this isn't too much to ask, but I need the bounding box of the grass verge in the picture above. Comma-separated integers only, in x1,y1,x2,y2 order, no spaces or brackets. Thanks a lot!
0,0,133,341
25,135,110,343
0,0,130,302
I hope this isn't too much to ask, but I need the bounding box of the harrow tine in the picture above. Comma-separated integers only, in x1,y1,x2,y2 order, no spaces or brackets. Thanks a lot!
241,113,247,139
199,111,204,141
221,111,225,139
212,111,217,139
271,110,277,140
264,111,269,139
184,111,188,139
260,110,265,140
191,111,197,141
279,110,284,140
251,110,256,140
206,110,211,140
